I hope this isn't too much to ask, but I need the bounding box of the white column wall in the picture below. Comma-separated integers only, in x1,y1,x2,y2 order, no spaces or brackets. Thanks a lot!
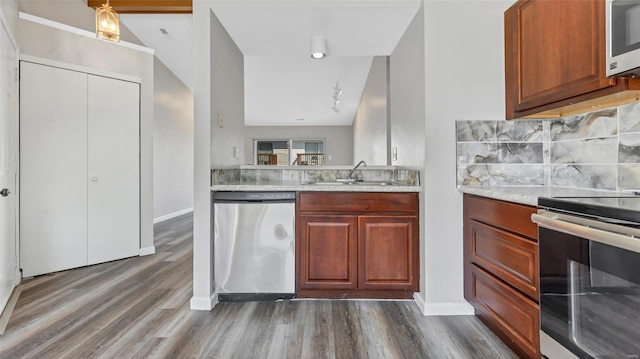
419,0,511,315
353,56,389,166
191,3,215,310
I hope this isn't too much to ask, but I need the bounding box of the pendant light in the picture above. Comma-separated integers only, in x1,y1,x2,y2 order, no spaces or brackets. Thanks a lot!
95,0,120,43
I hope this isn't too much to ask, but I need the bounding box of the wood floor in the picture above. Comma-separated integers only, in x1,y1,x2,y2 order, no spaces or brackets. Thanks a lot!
0,213,517,359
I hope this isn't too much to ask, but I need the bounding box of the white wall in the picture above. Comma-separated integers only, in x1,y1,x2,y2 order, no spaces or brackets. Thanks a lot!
390,7,425,168
353,56,389,166
419,0,510,314
18,17,155,253
192,5,244,310
244,126,353,165
153,57,194,221
210,13,244,167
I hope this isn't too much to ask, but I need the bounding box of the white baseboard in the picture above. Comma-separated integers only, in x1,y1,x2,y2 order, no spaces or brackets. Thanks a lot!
153,207,194,224
413,293,475,316
190,293,219,311
139,246,156,256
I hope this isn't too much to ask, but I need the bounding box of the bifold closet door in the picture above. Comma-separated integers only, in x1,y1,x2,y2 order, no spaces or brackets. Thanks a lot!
20,62,89,277
87,75,139,264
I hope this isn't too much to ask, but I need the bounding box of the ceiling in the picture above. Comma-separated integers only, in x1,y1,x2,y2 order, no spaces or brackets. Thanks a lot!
121,0,420,126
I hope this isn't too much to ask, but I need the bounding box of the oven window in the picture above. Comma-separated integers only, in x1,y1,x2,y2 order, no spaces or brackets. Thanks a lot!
612,0,640,56
540,228,640,358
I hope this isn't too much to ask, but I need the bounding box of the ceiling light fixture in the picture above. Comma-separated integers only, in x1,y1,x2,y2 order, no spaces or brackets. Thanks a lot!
95,0,120,42
310,36,327,59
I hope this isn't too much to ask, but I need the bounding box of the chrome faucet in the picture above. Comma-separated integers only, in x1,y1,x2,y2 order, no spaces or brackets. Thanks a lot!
348,160,367,180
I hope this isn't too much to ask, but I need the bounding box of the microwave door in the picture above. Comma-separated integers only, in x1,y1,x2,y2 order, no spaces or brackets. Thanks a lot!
607,0,640,76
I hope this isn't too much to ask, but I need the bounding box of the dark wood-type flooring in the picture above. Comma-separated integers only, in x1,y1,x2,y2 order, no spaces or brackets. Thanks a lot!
0,213,517,358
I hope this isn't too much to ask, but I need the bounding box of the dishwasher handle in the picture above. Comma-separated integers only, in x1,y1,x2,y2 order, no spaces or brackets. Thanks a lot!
212,191,296,203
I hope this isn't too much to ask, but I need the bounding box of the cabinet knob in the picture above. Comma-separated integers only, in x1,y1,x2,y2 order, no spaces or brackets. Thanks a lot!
0,188,10,197
91,177,99,182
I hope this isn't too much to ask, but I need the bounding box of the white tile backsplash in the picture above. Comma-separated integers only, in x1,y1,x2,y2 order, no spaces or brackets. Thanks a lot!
457,101,640,191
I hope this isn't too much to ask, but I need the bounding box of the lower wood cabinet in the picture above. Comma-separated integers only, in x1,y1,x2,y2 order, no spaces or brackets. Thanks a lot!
297,192,419,299
358,216,416,290
463,194,540,359
298,215,357,290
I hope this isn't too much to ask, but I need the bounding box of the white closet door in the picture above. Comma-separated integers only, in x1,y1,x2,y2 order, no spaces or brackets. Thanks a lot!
87,75,139,264
20,62,88,277
0,22,19,312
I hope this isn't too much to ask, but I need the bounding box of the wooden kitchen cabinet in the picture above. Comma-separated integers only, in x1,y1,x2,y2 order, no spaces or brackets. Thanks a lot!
358,216,417,290
297,215,357,290
505,0,640,120
463,194,540,359
297,192,419,299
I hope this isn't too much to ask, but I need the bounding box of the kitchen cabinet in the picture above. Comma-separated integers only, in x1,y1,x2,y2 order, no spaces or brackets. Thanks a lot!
297,192,418,299
297,215,357,290
463,194,540,359
504,0,640,120
20,61,140,277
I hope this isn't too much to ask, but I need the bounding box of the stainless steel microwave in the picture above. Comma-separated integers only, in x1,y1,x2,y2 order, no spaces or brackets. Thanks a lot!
606,0,640,77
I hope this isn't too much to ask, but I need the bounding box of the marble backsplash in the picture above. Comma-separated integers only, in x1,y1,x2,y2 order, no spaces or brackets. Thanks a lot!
457,101,640,191
212,167,420,186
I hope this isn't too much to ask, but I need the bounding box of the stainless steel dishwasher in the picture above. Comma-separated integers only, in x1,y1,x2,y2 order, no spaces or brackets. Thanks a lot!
212,191,296,301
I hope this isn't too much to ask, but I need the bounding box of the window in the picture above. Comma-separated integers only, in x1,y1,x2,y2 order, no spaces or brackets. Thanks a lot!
253,139,325,166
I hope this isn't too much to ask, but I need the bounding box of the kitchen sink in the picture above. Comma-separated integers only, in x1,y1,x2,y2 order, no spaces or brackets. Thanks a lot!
304,180,396,186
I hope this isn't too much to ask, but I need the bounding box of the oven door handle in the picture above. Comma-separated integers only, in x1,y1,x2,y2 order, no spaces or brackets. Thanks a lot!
532,211,640,254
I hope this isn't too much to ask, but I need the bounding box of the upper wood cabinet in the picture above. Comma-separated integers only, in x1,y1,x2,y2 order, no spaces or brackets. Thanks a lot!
505,0,640,120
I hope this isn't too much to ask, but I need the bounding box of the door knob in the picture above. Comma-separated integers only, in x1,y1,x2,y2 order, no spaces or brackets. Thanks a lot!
0,188,10,197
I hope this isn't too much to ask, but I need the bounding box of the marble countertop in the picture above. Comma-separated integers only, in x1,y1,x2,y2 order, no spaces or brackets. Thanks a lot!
459,186,622,206
211,180,421,193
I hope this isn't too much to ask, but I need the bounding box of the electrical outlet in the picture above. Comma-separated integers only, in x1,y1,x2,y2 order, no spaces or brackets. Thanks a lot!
233,146,240,159
218,112,224,128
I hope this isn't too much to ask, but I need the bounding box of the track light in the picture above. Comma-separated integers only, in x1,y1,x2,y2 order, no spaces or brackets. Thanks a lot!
331,81,342,113
310,36,327,59
333,83,342,95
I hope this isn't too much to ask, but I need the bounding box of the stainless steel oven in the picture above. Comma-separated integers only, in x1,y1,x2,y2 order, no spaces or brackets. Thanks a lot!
533,197,640,359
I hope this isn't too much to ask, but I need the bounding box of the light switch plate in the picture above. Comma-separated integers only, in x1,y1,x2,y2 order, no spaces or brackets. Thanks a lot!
392,147,398,161
233,146,240,159
218,112,224,128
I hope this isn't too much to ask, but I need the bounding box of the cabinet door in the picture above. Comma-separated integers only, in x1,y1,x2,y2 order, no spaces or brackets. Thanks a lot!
87,75,140,264
505,0,614,118
358,216,418,291
297,215,357,290
19,62,89,277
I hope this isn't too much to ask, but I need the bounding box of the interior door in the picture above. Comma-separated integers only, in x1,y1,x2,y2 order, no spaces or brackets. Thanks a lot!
20,62,89,277
0,22,18,312
87,75,140,264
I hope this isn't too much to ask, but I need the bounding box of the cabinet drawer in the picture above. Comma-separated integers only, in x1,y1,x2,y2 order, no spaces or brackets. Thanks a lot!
468,220,538,300
463,194,537,240
298,192,418,214
470,265,540,359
